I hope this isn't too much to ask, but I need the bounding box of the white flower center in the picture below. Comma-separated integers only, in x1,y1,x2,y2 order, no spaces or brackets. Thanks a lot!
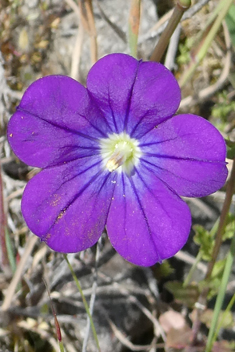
99,132,142,175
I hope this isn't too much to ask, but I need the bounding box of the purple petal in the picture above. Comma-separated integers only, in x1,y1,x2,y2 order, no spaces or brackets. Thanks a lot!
87,53,181,137
107,167,191,266
8,111,100,168
22,157,116,252
140,114,228,197
8,76,110,167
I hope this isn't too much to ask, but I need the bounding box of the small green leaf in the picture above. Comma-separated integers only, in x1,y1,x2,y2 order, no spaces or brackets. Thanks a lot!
225,4,235,47
165,281,199,308
211,259,227,279
198,260,226,299
200,309,233,329
223,213,235,240
158,260,175,277
226,139,235,160
193,225,214,261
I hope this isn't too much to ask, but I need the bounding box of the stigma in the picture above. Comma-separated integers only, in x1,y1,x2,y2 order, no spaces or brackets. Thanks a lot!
100,132,142,175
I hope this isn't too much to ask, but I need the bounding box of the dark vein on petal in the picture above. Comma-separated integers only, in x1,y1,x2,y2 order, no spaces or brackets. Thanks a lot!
45,143,100,151
97,172,117,226
141,158,225,191
138,161,183,199
123,61,141,131
129,110,151,137
45,167,105,236
139,136,178,147
131,115,174,139
87,89,114,134
17,107,103,141
143,153,226,164
62,168,103,209
128,174,162,262
107,90,118,133
43,94,108,137
45,156,102,173
135,166,183,225
45,153,101,168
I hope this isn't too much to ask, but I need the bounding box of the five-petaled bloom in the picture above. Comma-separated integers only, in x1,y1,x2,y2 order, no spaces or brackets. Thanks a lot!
8,54,228,266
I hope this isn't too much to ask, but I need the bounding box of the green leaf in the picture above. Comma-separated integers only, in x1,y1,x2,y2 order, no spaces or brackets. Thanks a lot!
200,309,233,329
164,281,199,308
198,260,226,299
223,213,235,240
225,4,235,47
211,259,227,279
226,139,235,160
193,225,214,261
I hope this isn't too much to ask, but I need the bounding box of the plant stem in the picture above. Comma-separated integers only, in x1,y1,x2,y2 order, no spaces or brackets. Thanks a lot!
64,254,101,352
150,0,191,62
128,0,141,58
205,159,235,282
190,159,235,346
0,161,9,270
183,251,202,287
205,233,235,352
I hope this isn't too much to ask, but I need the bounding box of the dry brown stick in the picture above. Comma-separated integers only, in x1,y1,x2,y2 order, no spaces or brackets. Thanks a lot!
139,0,211,44
86,0,98,64
64,0,80,17
70,24,84,80
150,1,190,62
189,158,235,347
94,0,126,42
0,161,9,270
64,0,84,80
205,158,235,282
1,235,38,311
78,0,98,64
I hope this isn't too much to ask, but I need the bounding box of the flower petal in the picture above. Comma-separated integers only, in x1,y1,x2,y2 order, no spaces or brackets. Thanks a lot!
140,114,228,197
8,111,101,168
22,157,116,252
87,53,180,137
8,76,110,168
107,167,191,266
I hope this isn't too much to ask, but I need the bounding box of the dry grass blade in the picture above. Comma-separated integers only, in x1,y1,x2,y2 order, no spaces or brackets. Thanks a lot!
82,240,101,352
128,0,141,57
180,21,232,108
0,161,9,269
64,0,83,79
94,0,126,42
78,0,98,64
140,0,211,44
64,0,80,17
70,22,84,80
1,235,38,311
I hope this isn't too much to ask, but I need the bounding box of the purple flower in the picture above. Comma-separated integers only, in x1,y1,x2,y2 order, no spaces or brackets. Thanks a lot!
8,53,227,266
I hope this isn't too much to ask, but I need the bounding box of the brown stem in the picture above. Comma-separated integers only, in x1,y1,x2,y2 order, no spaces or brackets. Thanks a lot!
150,1,191,62
205,158,235,281
78,0,98,64
190,158,235,346
0,161,9,269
